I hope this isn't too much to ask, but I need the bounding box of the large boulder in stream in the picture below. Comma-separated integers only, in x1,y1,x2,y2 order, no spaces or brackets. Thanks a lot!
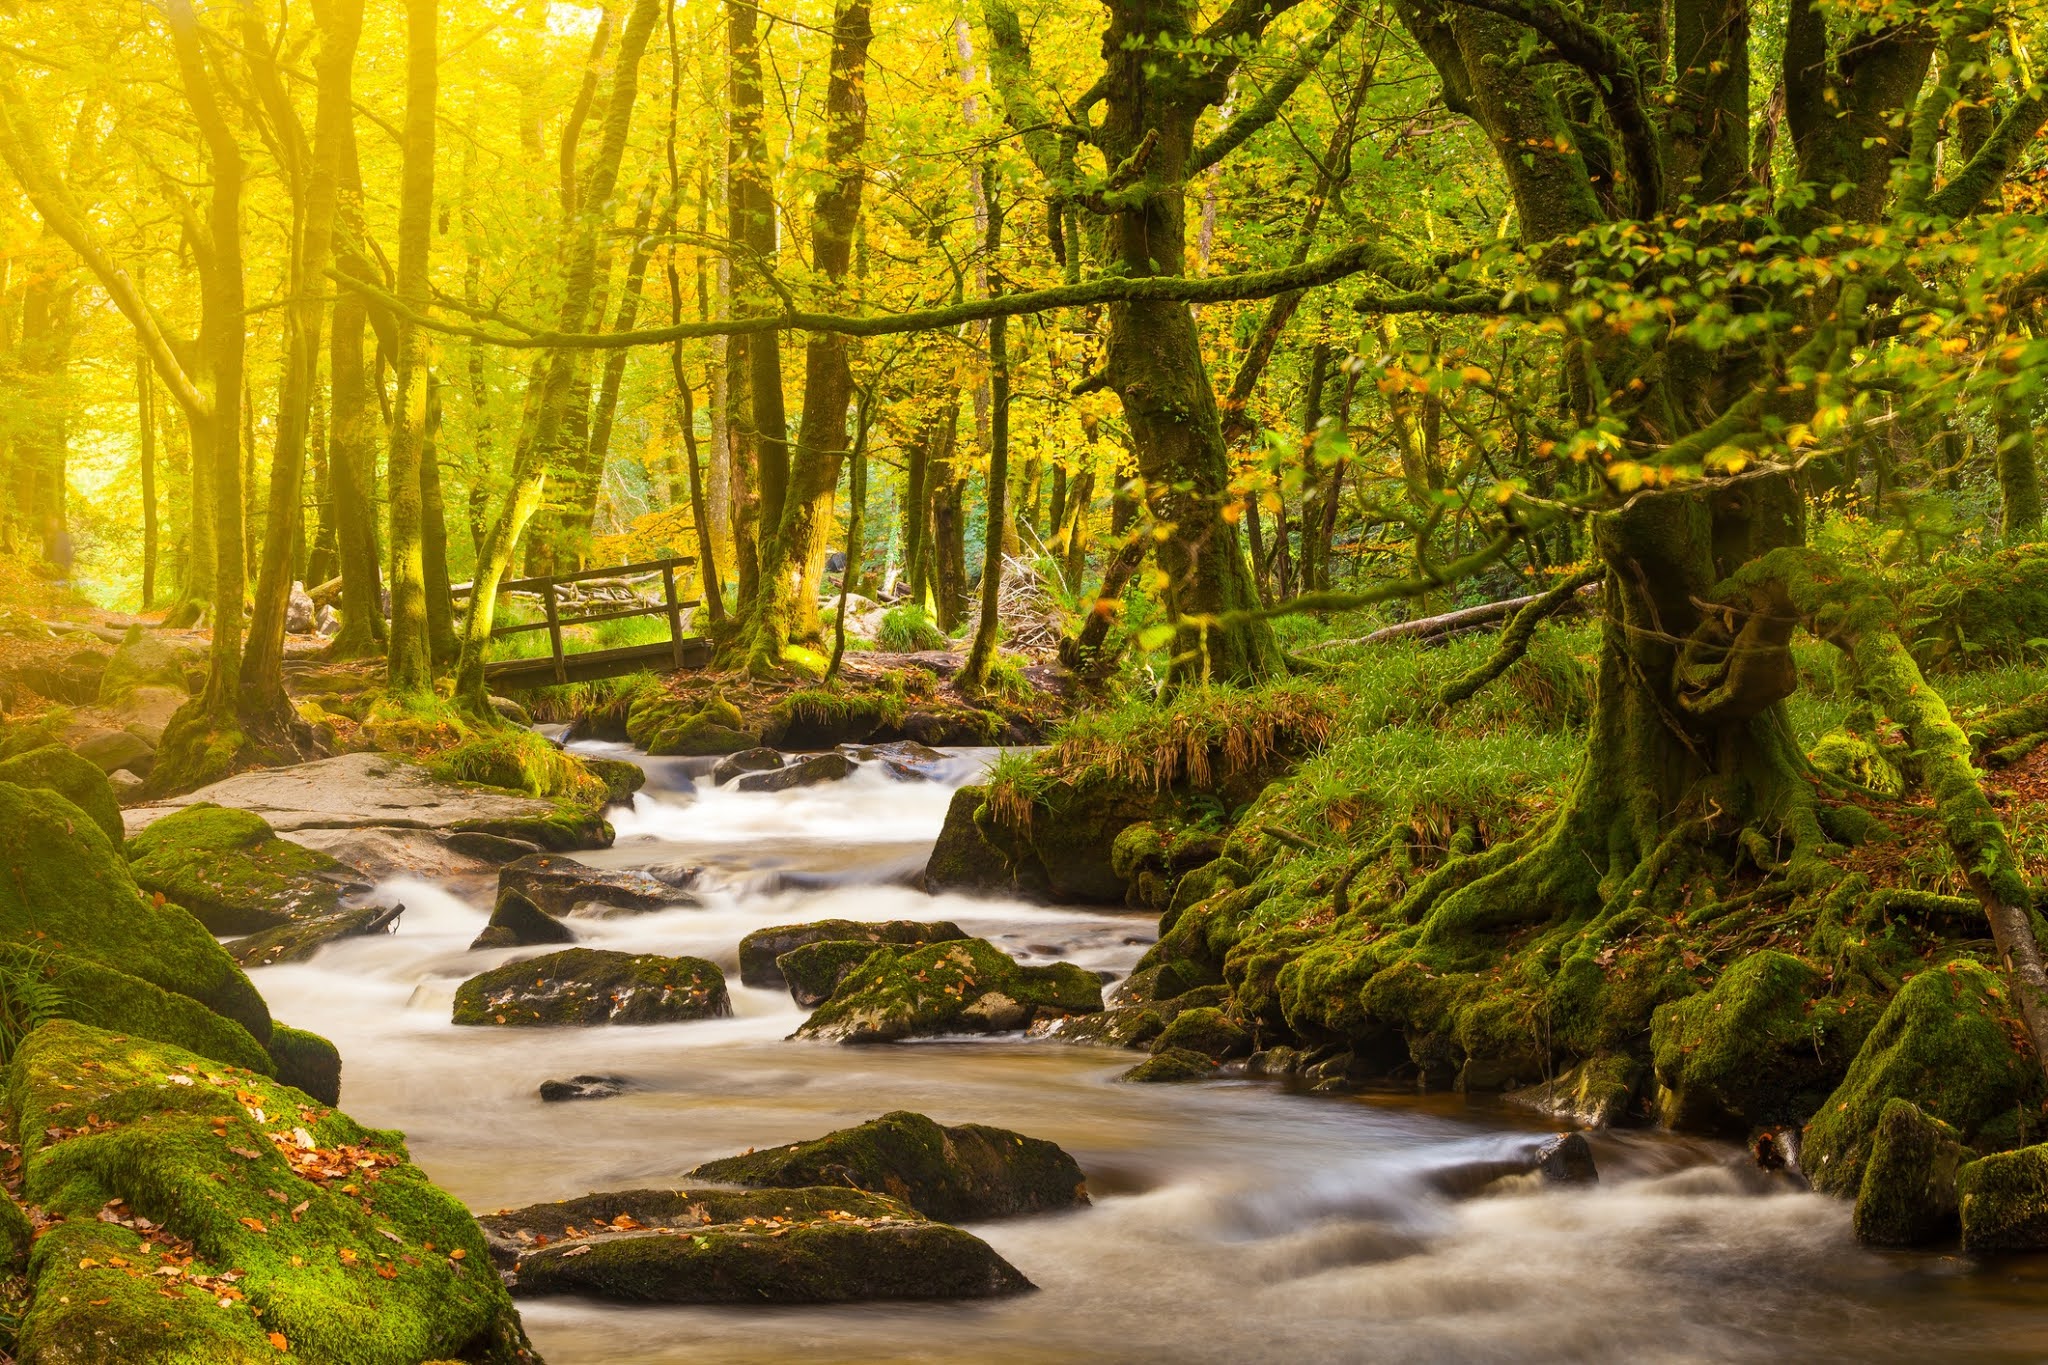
7,1022,532,1363
738,918,968,991
794,938,1103,1043
1853,1099,1970,1246
453,948,731,1027
129,803,380,931
689,1110,1089,1220
1957,1143,2048,1252
122,750,611,852
735,751,855,793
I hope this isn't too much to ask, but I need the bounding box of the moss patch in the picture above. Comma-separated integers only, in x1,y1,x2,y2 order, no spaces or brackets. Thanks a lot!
266,1023,343,1106
1853,1099,1969,1247
8,1022,531,1364
128,804,364,937
0,945,273,1076
1956,1143,2048,1252
0,782,269,1041
737,918,968,991
0,744,123,846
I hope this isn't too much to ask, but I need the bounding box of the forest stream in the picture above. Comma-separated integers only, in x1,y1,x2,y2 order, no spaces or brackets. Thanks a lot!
245,745,2048,1365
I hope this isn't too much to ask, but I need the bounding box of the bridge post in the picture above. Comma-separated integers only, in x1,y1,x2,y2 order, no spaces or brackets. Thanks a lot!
543,580,567,685
662,562,686,670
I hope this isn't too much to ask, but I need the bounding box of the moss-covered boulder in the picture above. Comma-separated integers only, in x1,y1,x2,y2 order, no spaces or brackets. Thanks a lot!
1120,1048,1217,1083
97,625,193,702
627,689,759,757
689,1110,1088,1220
1802,962,2042,1198
778,939,894,1007
737,918,968,990
761,690,905,748
1649,951,1875,1133
580,755,645,806
477,1186,907,1267
0,781,269,1040
8,1022,532,1364
452,949,731,1027
1111,820,1227,911
1508,1054,1646,1129
128,804,375,936
0,944,272,1076
922,785,1038,898
266,1023,343,1106
1152,1005,1251,1062
470,886,577,951
1852,1099,1970,1247
508,1217,1029,1303
794,939,1102,1043
1957,1143,2048,1252
0,744,124,846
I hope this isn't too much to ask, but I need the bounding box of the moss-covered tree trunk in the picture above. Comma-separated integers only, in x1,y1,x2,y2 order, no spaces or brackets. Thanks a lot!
744,0,873,674
1097,0,1282,686
384,0,437,694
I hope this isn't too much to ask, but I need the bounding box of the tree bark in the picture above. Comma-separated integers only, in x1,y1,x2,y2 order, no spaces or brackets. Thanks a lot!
385,0,437,693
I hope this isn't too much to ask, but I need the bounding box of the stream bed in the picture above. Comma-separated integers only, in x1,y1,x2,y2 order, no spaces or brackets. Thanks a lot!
252,747,2048,1363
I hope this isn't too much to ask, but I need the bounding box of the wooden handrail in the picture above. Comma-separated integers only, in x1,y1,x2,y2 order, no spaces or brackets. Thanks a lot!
449,554,698,598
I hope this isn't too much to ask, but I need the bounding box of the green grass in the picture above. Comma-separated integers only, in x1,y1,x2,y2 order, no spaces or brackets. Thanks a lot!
878,605,948,653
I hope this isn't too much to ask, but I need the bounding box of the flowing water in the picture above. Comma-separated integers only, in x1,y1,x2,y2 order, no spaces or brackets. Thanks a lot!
252,747,2048,1364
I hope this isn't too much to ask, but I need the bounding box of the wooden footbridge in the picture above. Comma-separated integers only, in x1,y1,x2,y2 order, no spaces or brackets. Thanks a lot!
456,555,712,691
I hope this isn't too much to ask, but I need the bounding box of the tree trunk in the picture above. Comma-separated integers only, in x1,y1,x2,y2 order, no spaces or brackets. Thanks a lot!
1996,378,2042,542
420,374,457,664
139,344,158,609
962,201,1010,691
746,0,873,672
928,399,969,630
453,0,664,709
385,0,437,693
726,0,788,586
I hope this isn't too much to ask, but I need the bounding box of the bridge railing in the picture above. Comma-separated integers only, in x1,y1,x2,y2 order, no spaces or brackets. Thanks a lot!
451,555,700,687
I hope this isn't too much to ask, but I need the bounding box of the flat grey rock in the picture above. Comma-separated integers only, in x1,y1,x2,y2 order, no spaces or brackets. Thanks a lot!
121,750,557,837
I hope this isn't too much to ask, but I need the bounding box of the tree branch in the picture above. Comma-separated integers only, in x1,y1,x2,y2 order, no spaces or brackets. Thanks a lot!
1192,0,1363,174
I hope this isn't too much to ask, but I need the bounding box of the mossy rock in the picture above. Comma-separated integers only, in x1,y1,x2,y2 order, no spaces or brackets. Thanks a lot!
477,1185,909,1267
267,1023,343,1106
1110,820,1227,911
0,944,273,1076
1508,1054,1645,1129
452,948,731,1027
1152,1006,1251,1062
1053,1005,1166,1050
1956,1143,2048,1252
778,940,895,1007
508,1218,1029,1303
1120,1048,1217,1083
0,782,270,1041
449,802,613,853
1803,962,2043,1198
689,1110,1088,1221
0,743,124,846
923,785,1042,899
497,853,690,917
974,780,1188,905
653,718,756,757
470,887,576,952
128,804,368,936
794,938,1102,1044
8,1022,530,1365
737,918,967,991
1649,950,1875,1133
0,1186,30,1272
734,752,857,793
626,690,759,757
761,689,905,748
577,755,645,806
1853,1099,1970,1247
98,625,191,703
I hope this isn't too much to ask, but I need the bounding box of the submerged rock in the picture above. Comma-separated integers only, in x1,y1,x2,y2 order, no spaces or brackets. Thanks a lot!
453,948,731,1027
1535,1132,1600,1184
842,739,951,782
710,746,784,785
1957,1143,2048,1252
737,918,967,991
794,938,1102,1043
778,939,893,1007
736,751,856,793
9,1022,529,1363
498,852,695,917
689,1110,1088,1221
1854,1099,1968,1246
538,1073,632,1103
479,1186,908,1266
1120,1048,1217,1083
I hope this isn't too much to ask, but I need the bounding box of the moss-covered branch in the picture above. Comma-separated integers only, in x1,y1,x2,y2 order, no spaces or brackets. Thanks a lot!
1433,565,1603,711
